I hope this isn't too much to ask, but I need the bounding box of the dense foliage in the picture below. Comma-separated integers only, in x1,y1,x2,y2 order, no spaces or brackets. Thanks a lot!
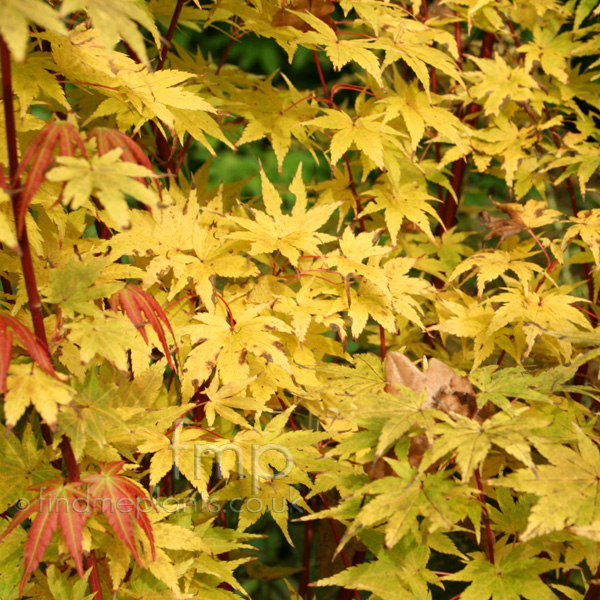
1,0,600,599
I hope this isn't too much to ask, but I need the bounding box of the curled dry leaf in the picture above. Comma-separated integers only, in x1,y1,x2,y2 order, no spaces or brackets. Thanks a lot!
368,352,485,473
272,0,336,32
479,210,524,244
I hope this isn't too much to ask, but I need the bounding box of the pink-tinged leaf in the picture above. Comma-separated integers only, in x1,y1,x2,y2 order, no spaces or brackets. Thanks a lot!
19,495,59,596
83,462,156,565
1,480,89,590
0,492,43,543
111,285,178,371
0,315,56,393
14,122,86,234
56,485,89,577
87,128,163,201
88,127,156,173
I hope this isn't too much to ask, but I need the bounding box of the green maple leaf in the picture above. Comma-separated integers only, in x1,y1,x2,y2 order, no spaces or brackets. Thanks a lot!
66,313,149,372
343,462,469,549
42,257,123,317
488,488,537,538
446,544,556,600
428,409,547,482
496,430,600,541
316,533,440,600
0,424,43,513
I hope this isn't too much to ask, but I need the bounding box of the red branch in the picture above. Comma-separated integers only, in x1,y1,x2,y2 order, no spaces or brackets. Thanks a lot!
1,33,103,600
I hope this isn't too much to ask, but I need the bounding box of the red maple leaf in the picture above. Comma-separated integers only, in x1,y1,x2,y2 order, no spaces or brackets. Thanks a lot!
83,461,156,566
0,481,89,595
111,284,178,371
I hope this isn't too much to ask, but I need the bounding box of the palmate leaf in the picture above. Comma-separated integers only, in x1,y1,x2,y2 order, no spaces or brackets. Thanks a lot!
83,461,156,566
305,109,403,169
295,12,384,89
228,166,338,267
449,249,545,300
42,256,124,317
427,409,547,482
87,127,157,178
466,54,543,117
360,175,441,244
233,75,319,173
60,0,161,67
10,55,69,119
13,120,86,234
0,0,66,62
340,462,470,550
563,208,600,265
4,363,74,430
0,481,89,595
315,532,439,600
446,544,556,600
486,283,592,360
496,430,600,542
0,424,42,514
111,284,178,371
66,312,149,372
0,314,55,394
46,149,161,230
181,303,294,395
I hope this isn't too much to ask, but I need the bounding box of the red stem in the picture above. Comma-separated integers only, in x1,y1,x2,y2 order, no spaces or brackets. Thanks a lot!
319,492,361,600
216,294,236,328
1,36,50,375
527,228,551,269
313,50,331,102
437,31,495,234
380,325,386,360
156,0,186,70
300,516,314,598
474,468,495,564
216,35,236,75
1,33,103,600
455,18,463,68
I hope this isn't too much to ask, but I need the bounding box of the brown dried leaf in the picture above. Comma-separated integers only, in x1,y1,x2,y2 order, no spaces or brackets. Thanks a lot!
379,353,480,470
479,210,524,244
272,0,336,32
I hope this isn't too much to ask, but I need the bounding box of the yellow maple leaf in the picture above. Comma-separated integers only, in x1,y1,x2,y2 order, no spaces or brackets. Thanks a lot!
449,248,545,299
60,0,161,67
563,209,600,266
66,313,149,372
46,149,161,230
360,174,441,244
228,166,339,267
306,109,403,169
486,284,592,359
0,0,66,62
4,364,73,429
181,303,293,396
296,12,384,89
467,54,544,116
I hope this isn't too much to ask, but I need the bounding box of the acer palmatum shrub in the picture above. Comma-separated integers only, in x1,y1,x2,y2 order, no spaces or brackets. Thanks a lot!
0,1,600,599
